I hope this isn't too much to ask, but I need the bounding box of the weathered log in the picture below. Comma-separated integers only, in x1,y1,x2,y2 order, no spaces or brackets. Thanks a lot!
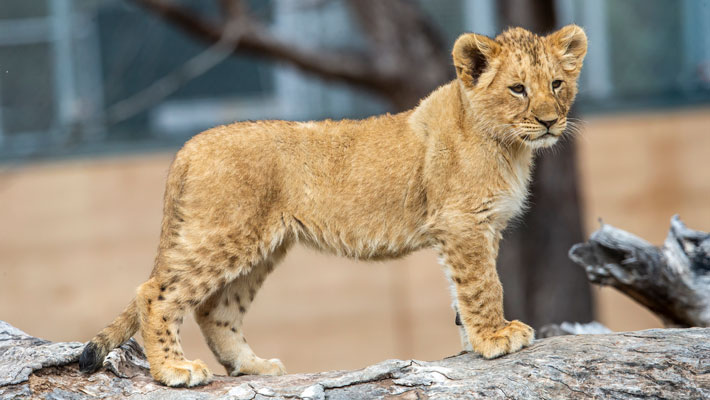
537,321,612,338
1,320,708,399
569,215,710,327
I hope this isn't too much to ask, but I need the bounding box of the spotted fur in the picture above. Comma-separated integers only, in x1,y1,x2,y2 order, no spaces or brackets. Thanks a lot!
79,25,587,387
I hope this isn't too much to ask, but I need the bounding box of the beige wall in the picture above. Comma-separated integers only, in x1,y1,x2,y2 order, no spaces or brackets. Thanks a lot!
1,106,708,374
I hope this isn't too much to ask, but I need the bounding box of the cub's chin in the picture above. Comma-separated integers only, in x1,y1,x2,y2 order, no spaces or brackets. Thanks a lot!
521,131,562,150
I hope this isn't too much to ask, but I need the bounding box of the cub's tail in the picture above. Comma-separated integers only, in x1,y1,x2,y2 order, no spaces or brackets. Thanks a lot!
79,298,139,373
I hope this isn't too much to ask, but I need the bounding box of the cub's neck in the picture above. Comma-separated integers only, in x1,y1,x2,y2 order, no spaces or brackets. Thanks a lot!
409,80,533,170
408,80,535,227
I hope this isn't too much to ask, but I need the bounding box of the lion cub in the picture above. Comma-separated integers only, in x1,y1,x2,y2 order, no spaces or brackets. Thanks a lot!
80,25,587,387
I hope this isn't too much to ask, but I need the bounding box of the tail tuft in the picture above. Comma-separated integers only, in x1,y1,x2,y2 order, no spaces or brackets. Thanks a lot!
79,298,139,374
79,341,105,373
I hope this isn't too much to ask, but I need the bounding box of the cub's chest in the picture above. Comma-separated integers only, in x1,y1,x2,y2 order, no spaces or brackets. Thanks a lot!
491,154,533,225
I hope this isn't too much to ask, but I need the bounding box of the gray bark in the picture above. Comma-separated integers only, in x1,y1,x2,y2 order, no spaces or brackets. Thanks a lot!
2,320,708,399
569,215,710,327
537,321,612,339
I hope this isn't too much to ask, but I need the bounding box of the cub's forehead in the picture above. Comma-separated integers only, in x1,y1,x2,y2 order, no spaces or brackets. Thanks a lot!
496,28,556,76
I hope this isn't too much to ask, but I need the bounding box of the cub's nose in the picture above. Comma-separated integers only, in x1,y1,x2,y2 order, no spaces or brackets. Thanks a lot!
535,117,558,129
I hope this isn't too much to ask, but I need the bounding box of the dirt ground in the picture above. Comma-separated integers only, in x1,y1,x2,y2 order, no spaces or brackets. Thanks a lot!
1,106,708,375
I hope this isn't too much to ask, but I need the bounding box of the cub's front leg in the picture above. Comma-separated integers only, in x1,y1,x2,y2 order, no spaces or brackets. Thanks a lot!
441,225,534,358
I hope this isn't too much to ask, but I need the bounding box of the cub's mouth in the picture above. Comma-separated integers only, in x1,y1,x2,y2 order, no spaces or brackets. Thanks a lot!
522,132,559,142
535,132,555,140
520,131,561,148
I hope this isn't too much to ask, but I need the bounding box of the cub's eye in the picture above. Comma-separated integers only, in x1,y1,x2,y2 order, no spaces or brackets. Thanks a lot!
551,80,563,89
509,84,526,95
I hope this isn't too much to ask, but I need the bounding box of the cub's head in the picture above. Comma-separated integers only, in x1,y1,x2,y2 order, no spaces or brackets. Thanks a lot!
452,25,587,149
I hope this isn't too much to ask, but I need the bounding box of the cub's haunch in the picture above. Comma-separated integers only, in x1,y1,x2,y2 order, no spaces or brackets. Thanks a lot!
80,25,587,387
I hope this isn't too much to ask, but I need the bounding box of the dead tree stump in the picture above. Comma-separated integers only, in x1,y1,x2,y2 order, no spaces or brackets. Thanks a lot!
569,215,710,327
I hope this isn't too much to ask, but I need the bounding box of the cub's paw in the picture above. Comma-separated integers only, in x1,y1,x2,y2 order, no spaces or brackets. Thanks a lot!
231,357,286,376
474,320,535,359
152,359,213,388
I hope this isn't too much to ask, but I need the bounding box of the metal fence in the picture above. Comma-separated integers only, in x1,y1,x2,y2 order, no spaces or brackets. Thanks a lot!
0,0,708,160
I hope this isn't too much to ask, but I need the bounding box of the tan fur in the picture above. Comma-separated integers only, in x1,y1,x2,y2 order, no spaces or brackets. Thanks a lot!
83,25,587,387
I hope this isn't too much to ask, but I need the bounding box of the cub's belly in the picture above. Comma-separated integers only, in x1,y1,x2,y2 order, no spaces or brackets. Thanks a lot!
290,209,430,261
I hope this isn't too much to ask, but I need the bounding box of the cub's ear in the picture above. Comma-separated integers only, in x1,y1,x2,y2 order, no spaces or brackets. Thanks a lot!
452,33,501,88
547,24,588,74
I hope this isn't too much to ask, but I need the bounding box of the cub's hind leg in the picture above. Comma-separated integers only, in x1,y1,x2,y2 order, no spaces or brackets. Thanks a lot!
137,274,214,387
195,252,286,376
140,225,288,386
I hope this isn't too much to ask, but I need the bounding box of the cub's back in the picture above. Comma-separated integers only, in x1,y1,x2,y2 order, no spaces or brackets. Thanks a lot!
175,113,431,258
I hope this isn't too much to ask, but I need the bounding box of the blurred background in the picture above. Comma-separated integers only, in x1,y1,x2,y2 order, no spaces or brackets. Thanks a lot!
1,0,709,375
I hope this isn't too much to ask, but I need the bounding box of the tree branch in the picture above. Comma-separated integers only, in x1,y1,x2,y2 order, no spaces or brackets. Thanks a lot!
129,0,392,94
